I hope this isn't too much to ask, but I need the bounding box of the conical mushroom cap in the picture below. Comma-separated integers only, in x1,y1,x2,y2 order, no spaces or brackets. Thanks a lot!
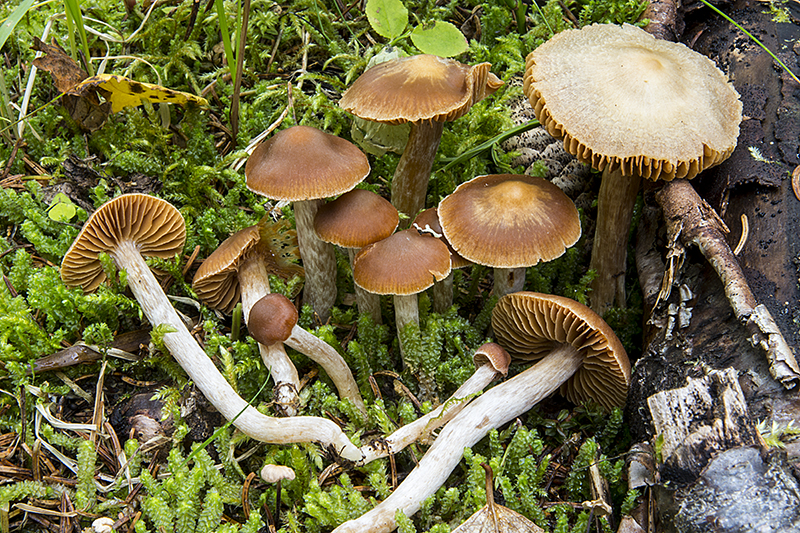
340,54,504,125
353,229,451,295
491,291,630,410
61,194,185,292
523,23,742,180
438,174,581,268
245,125,370,201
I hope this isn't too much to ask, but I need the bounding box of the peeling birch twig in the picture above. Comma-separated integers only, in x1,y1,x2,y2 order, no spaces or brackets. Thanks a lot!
656,179,800,389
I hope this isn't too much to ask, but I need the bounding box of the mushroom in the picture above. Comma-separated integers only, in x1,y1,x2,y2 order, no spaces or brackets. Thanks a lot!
260,464,296,532
248,293,367,417
61,194,363,462
313,188,399,324
359,342,510,464
437,174,581,298
245,125,371,322
192,220,303,416
352,229,451,364
412,207,471,314
339,54,504,221
523,23,742,313
332,292,629,533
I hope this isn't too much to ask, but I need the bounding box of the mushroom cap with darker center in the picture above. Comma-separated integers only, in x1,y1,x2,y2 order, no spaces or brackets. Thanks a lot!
245,125,371,201
491,291,630,410
248,293,299,346
339,54,504,125
61,194,185,291
314,189,399,249
523,23,742,180
438,174,581,269
352,229,452,295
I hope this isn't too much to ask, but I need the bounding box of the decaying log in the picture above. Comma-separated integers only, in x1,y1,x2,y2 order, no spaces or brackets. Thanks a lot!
627,0,800,530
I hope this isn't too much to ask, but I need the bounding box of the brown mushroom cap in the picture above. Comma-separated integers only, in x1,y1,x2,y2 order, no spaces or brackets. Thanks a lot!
339,54,504,125
61,194,185,291
353,229,451,295
192,221,302,313
472,342,511,377
491,291,630,410
438,174,581,268
314,189,399,249
245,125,370,201
248,293,299,346
413,208,471,269
523,23,742,181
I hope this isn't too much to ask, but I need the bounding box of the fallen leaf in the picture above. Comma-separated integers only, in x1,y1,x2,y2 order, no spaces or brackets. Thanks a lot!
32,37,87,93
453,464,544,533
72,74,208,113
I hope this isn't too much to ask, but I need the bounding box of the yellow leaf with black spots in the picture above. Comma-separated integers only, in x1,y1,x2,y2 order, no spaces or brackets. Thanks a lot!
72,74,208,113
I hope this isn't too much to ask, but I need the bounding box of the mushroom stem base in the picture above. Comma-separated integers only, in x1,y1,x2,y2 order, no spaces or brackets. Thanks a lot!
493,267,526,298
333,344,584,533
349,247,382,324
113,239,362,461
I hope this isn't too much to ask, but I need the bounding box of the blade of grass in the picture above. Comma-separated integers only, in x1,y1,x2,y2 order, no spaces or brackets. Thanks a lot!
0,0,38,52
698,0,799,85
62,0,95,75
214,0,236,75
436,119,541,173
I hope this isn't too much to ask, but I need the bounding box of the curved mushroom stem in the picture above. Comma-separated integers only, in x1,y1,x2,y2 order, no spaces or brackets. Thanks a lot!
333,345,583,532
589,168,641,315
238,254,302,417
294,199,337,323
348,248,382,324
392,121,445,223
358,361,503,464
113,239,363,462
285,326,367,418
493,267,526,298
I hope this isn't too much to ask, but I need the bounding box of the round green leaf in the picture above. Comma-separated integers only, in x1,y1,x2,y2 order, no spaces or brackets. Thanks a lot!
410,21,468,57
48,193,77,222
366,0,408,40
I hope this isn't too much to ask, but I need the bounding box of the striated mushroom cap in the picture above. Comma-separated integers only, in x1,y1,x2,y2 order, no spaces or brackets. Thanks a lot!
61,194,185,292
339,54,504,125
353,229,451,296
523,23,742,181
438,174,581,269
314,189,399,249
245,125,370,201
491,291,630,410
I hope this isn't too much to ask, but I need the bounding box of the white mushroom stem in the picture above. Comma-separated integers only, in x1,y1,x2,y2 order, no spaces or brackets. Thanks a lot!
358,360,504,464
285,326,367,418
239,254,301,417
294,199,337,323
113,239,363,462
493,267,526,298
589,169,641,314
349,248,382,324
332,344,583,533
392,121,445,222
240,250,367,418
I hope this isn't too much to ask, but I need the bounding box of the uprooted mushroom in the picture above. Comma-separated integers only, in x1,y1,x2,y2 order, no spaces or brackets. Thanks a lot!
192,219,367,417
61,194,363,461
332,292,630,533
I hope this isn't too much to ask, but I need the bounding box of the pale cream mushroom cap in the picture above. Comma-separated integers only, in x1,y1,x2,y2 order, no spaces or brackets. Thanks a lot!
61,194,185,291
438,174,581,268
339,54,504,125
491,291,630,410
260,464,296,483
523,23,742,180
